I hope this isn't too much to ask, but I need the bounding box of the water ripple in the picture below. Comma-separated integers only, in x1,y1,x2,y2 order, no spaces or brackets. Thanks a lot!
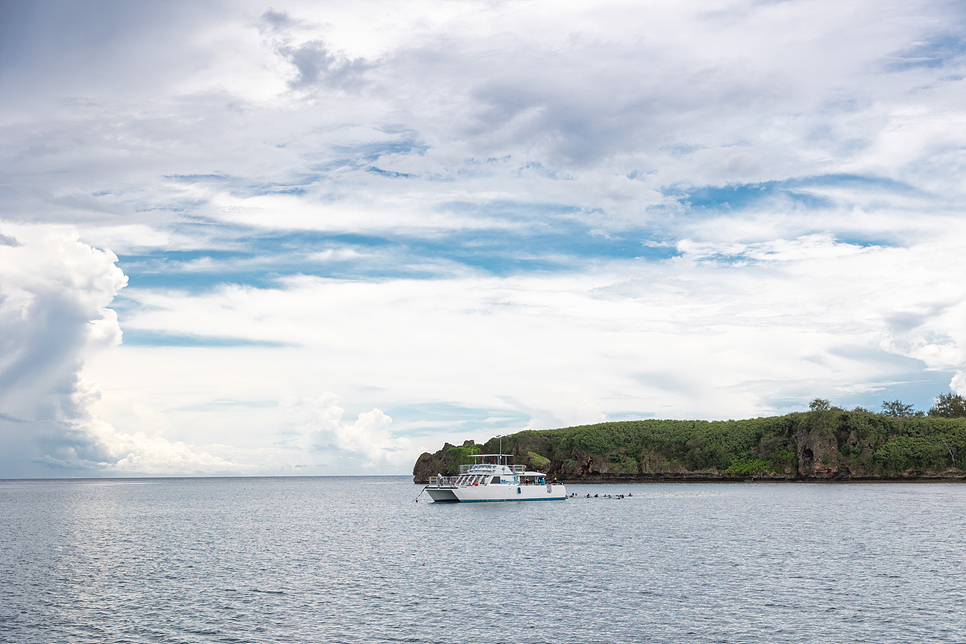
3,478,966,643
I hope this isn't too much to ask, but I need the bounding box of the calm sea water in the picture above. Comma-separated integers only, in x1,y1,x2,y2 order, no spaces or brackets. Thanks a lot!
2,477,965,643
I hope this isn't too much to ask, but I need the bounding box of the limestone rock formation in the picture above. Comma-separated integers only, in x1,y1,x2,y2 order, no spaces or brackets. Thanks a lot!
412,412,966,483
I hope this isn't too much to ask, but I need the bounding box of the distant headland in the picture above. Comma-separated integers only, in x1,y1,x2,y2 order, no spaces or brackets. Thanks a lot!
412,396,966,483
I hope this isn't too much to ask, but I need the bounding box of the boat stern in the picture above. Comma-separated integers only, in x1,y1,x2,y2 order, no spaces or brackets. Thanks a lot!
425,487,460,503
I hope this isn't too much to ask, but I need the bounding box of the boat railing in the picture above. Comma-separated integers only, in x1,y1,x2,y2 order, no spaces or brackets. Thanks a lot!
460,463,527,474
428,474,553,488
428,476,459,487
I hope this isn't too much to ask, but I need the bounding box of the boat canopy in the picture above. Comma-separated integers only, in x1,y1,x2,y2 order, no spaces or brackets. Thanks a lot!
457,453,522,474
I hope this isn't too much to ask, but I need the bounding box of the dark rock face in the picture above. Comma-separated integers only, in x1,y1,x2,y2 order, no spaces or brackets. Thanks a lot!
796,428,838,478
640,450,687,475
412,442,461,483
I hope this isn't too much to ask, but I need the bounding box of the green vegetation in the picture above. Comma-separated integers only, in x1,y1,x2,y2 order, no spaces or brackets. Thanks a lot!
725,458,775,475
809,398,832,413
527,451,550,469
929,393,966,418
474,394,966,478
538,415,799,472
446,441,481,468
882,400,923,418
416,392,966,481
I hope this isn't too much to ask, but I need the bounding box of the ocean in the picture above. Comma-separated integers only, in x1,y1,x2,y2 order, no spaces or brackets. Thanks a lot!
1,477,964,643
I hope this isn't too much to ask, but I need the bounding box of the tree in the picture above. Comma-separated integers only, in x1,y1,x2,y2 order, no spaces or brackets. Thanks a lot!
881,400,915,417
929,393,966,418
809,398,831,412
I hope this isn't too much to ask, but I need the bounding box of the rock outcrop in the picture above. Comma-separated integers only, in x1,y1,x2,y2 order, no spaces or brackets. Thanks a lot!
411,441,474,483
412,412,966,483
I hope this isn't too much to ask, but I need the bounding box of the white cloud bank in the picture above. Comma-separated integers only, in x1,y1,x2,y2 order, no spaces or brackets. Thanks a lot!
0,226,227,475
0,227,409,476
74,230,966,475
5,226,966,476
2,0,966,475
281,393,410,469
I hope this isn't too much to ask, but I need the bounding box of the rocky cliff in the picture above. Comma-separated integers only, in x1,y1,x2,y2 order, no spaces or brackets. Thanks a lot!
412,411,966,483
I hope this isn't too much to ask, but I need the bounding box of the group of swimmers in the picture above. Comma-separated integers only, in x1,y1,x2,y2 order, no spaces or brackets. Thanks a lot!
568,492,633,499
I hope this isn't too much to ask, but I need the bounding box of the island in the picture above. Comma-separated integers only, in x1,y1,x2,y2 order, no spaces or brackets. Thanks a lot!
413,400,966,483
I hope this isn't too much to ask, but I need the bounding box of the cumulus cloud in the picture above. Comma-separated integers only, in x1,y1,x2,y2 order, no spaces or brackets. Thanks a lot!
281,393,411,468
0,226,244,476
951,371,966,397
0,226,125,420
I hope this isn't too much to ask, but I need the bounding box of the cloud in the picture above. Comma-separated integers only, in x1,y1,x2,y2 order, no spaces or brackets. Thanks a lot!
0,226,126,420
951,371,966,397
0,232,20,247
259,8,302,33
257,8,373,91
282,393,410,468
13,376,241,475
0,226,247,476
278,40,373,90
83,227,966,458
2,0,966,474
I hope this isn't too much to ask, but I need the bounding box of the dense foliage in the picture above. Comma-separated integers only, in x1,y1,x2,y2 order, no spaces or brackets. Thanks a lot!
881,400,918,417
473,403,966,477
447,443,481,467
929,393,966,418
416,393,966,480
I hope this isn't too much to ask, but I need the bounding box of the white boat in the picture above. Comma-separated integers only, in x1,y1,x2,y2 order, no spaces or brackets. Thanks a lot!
424,453,566,503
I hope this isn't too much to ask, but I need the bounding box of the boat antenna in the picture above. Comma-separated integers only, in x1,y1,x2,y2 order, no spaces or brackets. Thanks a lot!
497,434,502,463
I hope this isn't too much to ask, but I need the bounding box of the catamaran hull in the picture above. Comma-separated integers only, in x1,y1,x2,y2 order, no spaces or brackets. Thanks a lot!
426,484,567,503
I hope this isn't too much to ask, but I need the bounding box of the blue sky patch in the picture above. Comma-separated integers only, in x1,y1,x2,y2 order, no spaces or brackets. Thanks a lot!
121,329,296,347
673,180,831,211
667,173,920,215
366,166,414,178
331,137,427,161
884,32,966,71
114,218,683,292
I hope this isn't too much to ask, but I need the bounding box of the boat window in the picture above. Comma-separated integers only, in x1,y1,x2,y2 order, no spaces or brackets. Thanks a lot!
491,476,500,484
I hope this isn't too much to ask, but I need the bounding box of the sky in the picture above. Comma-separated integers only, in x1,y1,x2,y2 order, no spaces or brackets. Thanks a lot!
1,0,965,477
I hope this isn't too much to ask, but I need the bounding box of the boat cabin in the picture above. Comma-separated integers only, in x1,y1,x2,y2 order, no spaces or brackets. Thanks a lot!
434,453,548,487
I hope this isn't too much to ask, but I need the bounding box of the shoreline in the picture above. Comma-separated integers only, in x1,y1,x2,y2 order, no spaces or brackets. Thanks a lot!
413,414,966,485
413,470,966,484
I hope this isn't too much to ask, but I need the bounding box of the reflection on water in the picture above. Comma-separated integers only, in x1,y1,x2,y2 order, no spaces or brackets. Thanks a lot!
2,478,965,643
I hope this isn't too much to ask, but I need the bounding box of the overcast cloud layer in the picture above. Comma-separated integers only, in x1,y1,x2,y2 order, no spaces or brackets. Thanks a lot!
1,0,965,476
